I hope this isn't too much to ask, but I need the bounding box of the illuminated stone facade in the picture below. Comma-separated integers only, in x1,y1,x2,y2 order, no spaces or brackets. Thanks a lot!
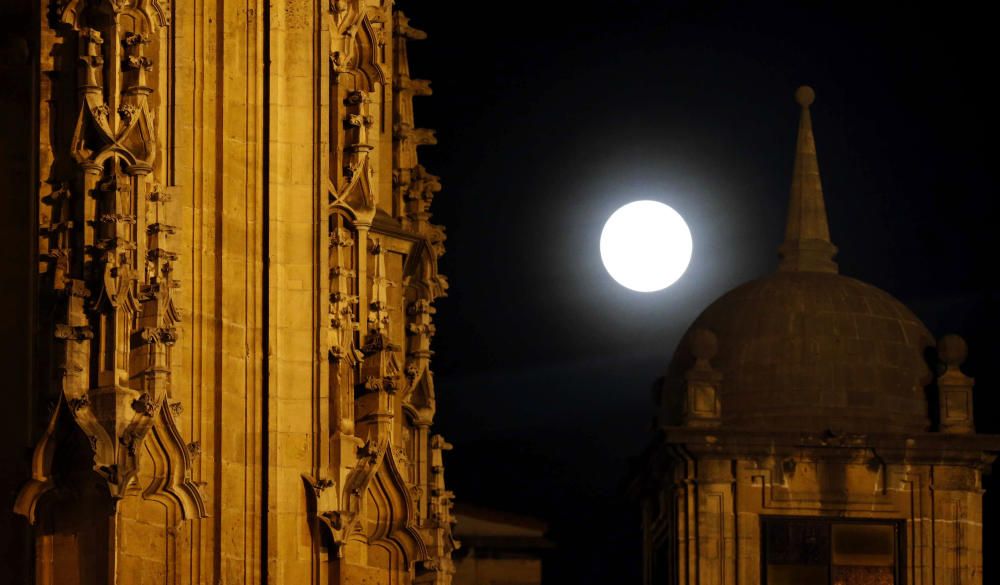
631,88,1000,585
0,1,456,583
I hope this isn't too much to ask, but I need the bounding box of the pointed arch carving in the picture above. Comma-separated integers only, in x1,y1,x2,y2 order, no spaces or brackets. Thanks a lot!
328,2,386,89
141,403,208,519
355,16,387,88
403,238,448,300
307,6,455,582
304,438,425,564
55,0,170,30
17,0,205,527
362,447,428,566
402,367,435,424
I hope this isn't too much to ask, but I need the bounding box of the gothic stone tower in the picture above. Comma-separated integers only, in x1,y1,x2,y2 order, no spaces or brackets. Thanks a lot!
0,1,457,583
631,88,1000,585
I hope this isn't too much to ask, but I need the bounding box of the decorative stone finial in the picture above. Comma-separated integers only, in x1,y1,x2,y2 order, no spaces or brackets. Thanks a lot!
938,333,968,367
690,327,718,362
778,85,839,274
795,85,815,107
682,329,722,427
936,334,975,434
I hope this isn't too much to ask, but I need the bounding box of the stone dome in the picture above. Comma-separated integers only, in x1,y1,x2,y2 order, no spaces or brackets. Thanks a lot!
664,271,934,433
662,87,934,434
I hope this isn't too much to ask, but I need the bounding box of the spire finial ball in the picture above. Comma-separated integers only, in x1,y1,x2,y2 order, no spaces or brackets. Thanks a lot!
795,85,816,107
690,328,718,362
938,334,968,368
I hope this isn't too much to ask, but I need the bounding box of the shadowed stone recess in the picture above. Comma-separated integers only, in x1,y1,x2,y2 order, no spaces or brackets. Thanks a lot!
665,270,934,433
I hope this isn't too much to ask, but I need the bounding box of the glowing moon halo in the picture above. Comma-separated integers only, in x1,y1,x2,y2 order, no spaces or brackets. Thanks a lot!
600,200,693,292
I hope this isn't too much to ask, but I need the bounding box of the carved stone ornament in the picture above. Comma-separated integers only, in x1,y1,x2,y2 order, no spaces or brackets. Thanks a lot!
681,328,723,427
303,438,427,562
306,6,457,580
937,334,975,434
15,0,204,525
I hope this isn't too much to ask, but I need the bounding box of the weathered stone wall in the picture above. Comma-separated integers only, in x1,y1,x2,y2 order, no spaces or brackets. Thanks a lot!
642,448,988,585
5,1,454,583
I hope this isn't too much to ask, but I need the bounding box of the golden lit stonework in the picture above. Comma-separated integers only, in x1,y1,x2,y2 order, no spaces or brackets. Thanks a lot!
1,1,455,583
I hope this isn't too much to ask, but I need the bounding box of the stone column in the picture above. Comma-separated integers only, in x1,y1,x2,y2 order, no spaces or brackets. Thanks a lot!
696,458,736,585
931,465,984,585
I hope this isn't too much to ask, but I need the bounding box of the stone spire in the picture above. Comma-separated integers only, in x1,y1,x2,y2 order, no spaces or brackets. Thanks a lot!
778,85,839,273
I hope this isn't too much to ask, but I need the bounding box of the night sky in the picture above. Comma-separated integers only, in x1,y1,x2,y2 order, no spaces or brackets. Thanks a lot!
399,2,999,582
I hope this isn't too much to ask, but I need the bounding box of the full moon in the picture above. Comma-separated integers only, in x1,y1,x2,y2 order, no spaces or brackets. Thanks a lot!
600,200,693,292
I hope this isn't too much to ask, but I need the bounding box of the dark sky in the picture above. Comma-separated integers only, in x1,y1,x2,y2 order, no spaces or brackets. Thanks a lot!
399,2,998,583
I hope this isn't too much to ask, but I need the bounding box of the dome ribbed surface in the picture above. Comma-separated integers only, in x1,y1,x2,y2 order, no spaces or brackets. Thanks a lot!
666,271,934,433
